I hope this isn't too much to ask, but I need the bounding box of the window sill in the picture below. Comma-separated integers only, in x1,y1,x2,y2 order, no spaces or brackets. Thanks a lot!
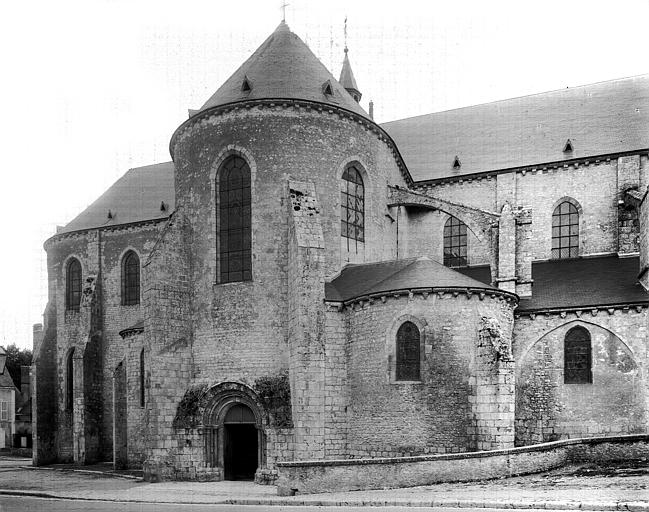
391,380,423,385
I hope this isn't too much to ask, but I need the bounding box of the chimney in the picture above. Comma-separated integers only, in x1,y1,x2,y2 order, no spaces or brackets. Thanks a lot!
20,365,30,401
33,323,43,358
369,100,374,120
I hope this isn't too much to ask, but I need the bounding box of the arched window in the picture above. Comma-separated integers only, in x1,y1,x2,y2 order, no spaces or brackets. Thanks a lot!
341,164,365,251
564,326,592,384
66,258,82,311
139,349,145,407
396,321,420,381
66,348,74,411
443,216,467,267
218,156,252,283
122,251,140,305
552,201,579,259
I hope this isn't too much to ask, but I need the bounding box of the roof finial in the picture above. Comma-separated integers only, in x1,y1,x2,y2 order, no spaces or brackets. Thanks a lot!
281,1,290,22
344,15,348,52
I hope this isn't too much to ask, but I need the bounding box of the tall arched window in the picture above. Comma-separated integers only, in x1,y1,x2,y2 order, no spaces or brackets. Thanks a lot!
139,349,145,407
564,326,592,384
66,258,82,311
66,348,75,411
122,251,140,305
341,164,365,251
552,201,579,259
443,216,467,267
218,156,252,283
396,321,420,381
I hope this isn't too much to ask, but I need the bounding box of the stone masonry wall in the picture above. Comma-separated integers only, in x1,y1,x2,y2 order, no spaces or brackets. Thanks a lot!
345,291,515,457
514,312,649,444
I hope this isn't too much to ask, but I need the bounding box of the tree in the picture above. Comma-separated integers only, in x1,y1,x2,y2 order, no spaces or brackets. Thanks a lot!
3,344,32,388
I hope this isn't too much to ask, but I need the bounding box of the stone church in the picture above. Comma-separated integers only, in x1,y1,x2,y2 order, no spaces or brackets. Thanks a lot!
33,21,649,483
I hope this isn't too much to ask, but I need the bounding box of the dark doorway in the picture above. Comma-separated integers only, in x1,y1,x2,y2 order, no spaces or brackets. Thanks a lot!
223,404,258,480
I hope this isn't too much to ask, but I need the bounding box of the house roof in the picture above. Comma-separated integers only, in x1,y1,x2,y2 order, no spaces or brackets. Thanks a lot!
381,75,649,182
197,22,368,118
325,256,499,302
0,371,17,391
58,162,175,234
517,255,648,312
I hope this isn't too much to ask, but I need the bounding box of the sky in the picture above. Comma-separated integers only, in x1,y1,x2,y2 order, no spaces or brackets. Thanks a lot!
0,0,647,349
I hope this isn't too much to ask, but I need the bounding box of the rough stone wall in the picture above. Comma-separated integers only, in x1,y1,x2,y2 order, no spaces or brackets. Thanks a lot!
345,292,515,457
514,313,649,444
142,213,193,471
413,158,643,262
287,180,326,460
402,209,490,266
41,220,165,465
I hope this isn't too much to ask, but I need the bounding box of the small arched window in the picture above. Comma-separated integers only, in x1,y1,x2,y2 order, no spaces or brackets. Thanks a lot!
341,164,365,251
396,321,421,381
552,201,579,259
139,349,145,407
218,156,252,283
443,216,467,267
66,258,82,311
564,326,592,384
122,251,140,306
66,348,75,411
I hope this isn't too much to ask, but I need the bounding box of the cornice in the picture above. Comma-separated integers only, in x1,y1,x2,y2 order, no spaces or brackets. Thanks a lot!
168,98,414,187
414,149,649,188
516,302,648,320
44,217,169,250
326,286,518,311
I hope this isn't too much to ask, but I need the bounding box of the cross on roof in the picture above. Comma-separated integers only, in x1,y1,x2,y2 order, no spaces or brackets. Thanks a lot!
281,1,290,22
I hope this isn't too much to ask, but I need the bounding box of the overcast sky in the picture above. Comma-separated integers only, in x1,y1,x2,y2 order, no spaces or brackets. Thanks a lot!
1,0,647,349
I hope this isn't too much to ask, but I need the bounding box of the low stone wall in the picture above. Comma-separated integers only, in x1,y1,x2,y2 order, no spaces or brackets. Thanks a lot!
276,434,649,495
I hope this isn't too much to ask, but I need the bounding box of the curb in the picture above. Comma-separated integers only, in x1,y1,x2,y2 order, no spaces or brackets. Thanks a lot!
21,465,142,480
0,489,647,510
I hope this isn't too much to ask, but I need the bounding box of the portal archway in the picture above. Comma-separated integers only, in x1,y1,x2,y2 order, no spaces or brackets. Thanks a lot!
202,383,266,481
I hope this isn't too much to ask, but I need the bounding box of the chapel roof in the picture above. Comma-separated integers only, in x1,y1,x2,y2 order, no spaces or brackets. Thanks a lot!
382,74,649,182
325,256,499,302
57,162,175,235
197,21,368,117
517,255,649,312
455,255,649,311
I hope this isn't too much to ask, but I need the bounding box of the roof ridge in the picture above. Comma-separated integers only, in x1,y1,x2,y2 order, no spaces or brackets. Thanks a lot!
382,73,649,124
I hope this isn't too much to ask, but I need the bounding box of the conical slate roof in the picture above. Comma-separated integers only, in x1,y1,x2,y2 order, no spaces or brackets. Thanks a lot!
339,48,360,96
198,22,367,117
325,257,499,302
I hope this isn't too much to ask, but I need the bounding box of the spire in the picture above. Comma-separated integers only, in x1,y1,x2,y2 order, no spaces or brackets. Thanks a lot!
339,45,362,103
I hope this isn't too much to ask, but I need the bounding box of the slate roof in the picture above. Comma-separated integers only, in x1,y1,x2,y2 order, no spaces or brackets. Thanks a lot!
0,370,17,391
339,49,360,94
325,256,499,302
517,255,648,312
381,75,649,182
59,162,175,234
198,22,367,117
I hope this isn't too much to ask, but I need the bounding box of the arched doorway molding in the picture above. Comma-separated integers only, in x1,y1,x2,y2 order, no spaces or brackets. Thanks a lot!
201,382,267,479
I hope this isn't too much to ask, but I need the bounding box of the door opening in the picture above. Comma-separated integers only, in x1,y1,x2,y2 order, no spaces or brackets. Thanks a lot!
223,404,258,480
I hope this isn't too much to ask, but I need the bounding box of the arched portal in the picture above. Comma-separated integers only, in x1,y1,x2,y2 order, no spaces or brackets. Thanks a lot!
223,404,258,480
202,383,266,481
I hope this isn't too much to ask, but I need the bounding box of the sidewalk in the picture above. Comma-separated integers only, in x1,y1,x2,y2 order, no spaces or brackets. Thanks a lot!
0,456,647,509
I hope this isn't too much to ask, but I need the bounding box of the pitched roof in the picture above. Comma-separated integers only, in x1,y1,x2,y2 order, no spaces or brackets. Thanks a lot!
325,256,498,302
381,75,649,182
198,22,368,117
517,255,648,312
0,370,17,391
339,49,360,95
59,162,175,234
